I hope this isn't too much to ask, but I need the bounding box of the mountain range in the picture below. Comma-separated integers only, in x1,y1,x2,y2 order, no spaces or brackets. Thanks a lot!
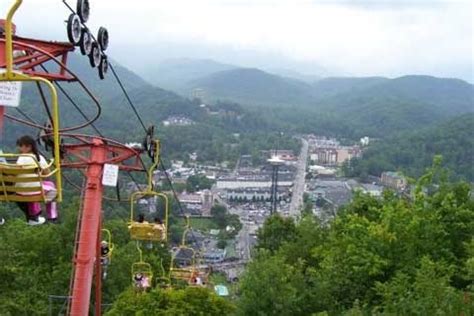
7,55,474,143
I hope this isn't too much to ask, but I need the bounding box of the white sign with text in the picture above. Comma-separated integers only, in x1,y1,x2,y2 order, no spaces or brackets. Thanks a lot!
102,164,119,187
0,69,22,107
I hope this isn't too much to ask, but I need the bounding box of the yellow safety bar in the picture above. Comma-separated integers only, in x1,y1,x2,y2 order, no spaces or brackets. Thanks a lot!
181,215,192,247
169,215,211,287
131,241,153,287
156,258,171,288
129,140,168,241
1,0,62,201
0,153,56,202
169,216,197,280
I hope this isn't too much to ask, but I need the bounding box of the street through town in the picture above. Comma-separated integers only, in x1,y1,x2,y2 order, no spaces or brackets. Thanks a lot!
289,138,309,218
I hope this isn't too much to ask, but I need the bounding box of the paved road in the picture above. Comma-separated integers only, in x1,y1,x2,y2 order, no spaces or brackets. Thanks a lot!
233,209,252,262
237,224,251,261
289,138,309,218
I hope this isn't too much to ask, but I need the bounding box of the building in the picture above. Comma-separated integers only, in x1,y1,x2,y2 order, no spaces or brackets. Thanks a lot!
162,116,195,126
173,247,195,267
261,150,296,161
203,249,226,264
136,196,158,214
308,165,337,177
178,190,215,216
226,187,290,202
309,147,361,166
310,148,338,165
381,172,407,190
360,136,370,146
216,176,293,190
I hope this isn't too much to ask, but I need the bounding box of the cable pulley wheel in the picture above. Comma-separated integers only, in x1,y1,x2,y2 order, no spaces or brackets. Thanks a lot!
67,14,82,45
79,28,93,55
148,141,157,163
98,55,108,79
77,0,91,23
142,126,155,152
88,42,101,67
97,27,109,51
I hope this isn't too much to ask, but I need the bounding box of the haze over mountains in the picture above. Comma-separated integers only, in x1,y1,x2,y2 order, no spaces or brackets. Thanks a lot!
41,55,474,141
10,53,473,180
141,58,473,129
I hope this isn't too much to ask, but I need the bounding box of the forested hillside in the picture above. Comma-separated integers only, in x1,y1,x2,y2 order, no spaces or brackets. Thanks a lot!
142,58,236,91
344,113,474,181
239,163,474,314
187,68,314,106
1,162,472,314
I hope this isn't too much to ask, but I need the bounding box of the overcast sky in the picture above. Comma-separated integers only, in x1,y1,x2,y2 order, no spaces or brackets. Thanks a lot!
1,0,472,81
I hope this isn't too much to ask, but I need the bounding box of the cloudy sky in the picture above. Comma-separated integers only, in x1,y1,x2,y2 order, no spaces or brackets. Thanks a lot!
1,0,472,81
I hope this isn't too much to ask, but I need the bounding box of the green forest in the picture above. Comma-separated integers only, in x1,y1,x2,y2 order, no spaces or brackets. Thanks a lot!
1,161,472,315
1,48,472,316
344,114,474,181
239,160,474,315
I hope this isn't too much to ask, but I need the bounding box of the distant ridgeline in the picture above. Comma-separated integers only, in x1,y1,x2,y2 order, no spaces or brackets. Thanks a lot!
8,55,473,180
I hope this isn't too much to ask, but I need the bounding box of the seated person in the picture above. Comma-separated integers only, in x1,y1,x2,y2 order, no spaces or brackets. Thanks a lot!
100,241,110,265
134,273,151,290
15,135,58,225
153,217,166,238
134,273,144,289
141,275,151,289
137,213,148,224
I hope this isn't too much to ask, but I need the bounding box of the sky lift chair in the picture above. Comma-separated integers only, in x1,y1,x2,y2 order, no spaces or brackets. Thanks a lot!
131,242,153,291
128,140,169,242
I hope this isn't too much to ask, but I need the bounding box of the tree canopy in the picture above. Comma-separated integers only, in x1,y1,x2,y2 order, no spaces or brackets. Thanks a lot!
238,162,474,315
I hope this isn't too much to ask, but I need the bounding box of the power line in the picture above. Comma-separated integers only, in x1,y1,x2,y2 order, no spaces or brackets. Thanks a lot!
109,63,147,132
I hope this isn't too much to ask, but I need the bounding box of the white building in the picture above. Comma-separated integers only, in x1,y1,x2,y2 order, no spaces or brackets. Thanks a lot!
216,177,293,190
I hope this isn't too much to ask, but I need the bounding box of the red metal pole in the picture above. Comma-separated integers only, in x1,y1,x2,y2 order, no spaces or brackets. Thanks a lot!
70,138,106,316
95,215,102,316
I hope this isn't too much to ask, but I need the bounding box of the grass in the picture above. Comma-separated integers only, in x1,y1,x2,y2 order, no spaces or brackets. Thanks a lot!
190,217,219,232
210,272,239,299
225,240,237,258
180,217,219,232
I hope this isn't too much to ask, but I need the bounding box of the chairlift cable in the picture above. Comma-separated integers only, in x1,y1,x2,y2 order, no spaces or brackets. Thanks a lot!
109,63,148,133
158,157,200,246
35,82,54,125
0,38,103,132
13,107,39,125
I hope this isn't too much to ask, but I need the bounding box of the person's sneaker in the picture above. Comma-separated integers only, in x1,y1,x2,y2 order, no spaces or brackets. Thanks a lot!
47,218,59,224
0,218,5,226
27,216,46,226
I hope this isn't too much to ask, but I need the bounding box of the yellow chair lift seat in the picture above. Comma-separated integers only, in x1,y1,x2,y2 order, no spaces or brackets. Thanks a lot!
101,229,115,263
170,267,209,287
170,267,196,281
0,156,55,202
129,222,166,241
131,261,153,289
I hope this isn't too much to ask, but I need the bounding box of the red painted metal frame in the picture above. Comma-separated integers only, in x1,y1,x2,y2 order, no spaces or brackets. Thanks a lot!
63,136,146,316
60,134,146,172
0,28,144,316
0,34,74,81
69,138,106,316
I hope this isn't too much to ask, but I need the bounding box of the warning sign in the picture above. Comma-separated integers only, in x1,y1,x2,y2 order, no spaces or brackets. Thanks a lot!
0,70,22,107
102,164,119,187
